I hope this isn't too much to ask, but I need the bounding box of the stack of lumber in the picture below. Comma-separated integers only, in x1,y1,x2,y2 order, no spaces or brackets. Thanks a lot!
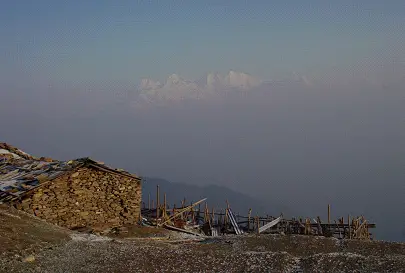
14,167,141,231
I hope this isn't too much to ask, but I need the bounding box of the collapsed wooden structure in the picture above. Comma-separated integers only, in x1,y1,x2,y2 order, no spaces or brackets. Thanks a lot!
141,186,376,240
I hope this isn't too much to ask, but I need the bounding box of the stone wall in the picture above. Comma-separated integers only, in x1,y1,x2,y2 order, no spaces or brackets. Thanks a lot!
14,166,141,230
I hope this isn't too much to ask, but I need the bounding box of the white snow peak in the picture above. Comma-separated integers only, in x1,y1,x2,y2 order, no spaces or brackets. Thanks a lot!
137,70,264,102
225,70,262,89
139,78,162,90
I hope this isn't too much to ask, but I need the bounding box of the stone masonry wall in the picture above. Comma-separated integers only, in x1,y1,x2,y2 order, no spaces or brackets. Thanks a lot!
14,167,141,230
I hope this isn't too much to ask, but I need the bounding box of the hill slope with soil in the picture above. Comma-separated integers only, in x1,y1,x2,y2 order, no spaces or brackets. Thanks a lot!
1,205,405,273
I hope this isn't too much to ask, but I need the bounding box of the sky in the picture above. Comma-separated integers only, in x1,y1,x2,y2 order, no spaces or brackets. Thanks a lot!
1,1,405,85
1,1,405,241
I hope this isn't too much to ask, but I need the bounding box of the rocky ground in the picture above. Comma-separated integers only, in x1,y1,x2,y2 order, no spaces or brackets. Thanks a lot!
1,205,405,273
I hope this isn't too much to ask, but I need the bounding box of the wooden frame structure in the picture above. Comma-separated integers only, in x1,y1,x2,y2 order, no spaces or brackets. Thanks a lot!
141,186,376,240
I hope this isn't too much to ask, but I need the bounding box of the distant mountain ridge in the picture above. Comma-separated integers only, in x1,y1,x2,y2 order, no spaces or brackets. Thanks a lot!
142,177,292,217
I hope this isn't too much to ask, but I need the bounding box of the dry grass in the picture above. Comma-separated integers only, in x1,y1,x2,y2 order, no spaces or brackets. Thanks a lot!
0,204,69,259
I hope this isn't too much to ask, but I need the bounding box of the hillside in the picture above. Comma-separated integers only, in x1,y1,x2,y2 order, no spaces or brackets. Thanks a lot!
1,204,405,272
0,205,70,261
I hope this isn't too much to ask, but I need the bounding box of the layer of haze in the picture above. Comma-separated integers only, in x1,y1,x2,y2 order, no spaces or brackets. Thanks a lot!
1,1,405,241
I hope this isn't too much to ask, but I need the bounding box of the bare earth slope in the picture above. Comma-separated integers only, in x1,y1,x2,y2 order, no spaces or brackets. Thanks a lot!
1,205,405,273
0,204,69,259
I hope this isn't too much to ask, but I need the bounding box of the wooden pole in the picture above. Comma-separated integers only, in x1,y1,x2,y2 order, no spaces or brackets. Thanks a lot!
211,208,215,225
156,185,160,225
256,216,260,237
160,198,207,226
204,203,211,226
317,216,323,235
248,208,252,232
328,204,331,225
181,199,185,219
225,200,229,228
164,193,167,210
148,193,151,210
190,201,195,224
204,203,208,222
348,215,351,239
219,209,223,226
198,203,201,224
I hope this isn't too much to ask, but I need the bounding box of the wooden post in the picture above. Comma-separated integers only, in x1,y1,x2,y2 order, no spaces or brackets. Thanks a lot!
156,185,160,225
317,216,323,235
204,203,208,222
334,220,340,238
203,204,207,222
328,204,330,225
148,193,151,210
225,200,229,228
248,208,252,232
305,218,311,235
198,203,201,224
205,204,211,226
211,208,215,225
256,216,260,236
164,193,167,210
181,199,185,219
366,221,369,239
190,201,194,224
348,215,351,239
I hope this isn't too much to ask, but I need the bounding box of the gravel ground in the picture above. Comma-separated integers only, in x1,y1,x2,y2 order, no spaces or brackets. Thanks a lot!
2,206,405,272
2,234,405,273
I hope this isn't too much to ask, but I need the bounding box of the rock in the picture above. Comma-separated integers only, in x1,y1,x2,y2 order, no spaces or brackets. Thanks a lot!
23,255,35,263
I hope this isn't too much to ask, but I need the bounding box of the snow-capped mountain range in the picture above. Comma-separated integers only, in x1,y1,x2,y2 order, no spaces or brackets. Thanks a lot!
138,70,263,101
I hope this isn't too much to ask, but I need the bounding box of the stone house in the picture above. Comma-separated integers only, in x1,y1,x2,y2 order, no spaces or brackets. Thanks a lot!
0,143,142,231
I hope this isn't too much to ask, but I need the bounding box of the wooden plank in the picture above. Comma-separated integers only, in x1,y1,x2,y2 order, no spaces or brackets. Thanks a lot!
163,224,202,236
159,198,207,226
211,227,219,237
227,207,243,235
258,216,282,233
87,163,140,180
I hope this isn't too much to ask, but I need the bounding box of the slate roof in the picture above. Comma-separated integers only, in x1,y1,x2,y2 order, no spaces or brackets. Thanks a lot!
0,143,141,203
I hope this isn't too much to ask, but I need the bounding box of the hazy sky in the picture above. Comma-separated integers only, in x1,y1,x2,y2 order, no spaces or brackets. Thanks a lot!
1,1,405,85
1,1,405,241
